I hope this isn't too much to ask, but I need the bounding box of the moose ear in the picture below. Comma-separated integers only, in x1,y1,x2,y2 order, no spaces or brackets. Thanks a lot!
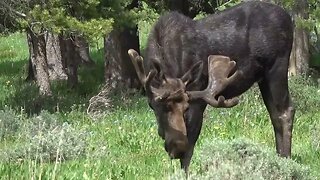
150,60,165,86
181,61,203,86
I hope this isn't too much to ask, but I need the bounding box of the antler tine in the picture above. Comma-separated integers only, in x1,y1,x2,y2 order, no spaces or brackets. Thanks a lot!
128,49,157,92
128,49,147,84
187,55,240,108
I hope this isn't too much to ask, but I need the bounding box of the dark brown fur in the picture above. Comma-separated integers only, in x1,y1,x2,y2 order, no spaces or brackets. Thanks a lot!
136,1,294,172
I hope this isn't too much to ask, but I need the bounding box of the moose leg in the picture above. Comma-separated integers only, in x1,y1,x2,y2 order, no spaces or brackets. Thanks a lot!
258,59,295,157
180,100,207,172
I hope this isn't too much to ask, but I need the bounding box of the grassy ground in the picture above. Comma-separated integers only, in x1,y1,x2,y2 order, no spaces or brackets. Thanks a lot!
0,30,319,179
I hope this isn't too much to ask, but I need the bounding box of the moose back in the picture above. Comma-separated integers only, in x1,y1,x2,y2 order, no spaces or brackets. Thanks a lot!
128,1,294,172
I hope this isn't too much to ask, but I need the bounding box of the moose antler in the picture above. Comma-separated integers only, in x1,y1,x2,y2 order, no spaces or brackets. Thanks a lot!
187,55,240,108
128,49,156,92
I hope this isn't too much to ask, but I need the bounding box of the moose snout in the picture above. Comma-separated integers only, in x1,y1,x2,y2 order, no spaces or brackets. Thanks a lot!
164,137,189,159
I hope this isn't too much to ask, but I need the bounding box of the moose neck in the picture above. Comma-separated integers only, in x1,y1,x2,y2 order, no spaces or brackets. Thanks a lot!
145,10,250,80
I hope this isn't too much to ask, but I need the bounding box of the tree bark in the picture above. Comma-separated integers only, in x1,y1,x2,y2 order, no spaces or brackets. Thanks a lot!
289,0,310,76
59,35,80,88
26,28,52,96
26,58,35,81
104,31,123,89
104,1,141,90
45,32,68,80
27,33,87,88
104,27,141,89
288,33,297,76
289,28,310,75
73,36,95,66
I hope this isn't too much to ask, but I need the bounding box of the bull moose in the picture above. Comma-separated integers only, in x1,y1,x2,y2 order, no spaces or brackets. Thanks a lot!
128,1,295,172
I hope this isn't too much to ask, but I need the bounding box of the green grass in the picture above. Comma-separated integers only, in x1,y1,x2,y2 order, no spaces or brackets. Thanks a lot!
0,31,319,179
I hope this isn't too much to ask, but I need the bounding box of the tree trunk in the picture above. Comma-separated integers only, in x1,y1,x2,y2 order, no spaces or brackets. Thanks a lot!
104,27,141,89
104,0,141,90
290,25,310,75
288,33,297,76
104,31,123,89
26,32,87,90
59,35,80,88
289,29,309,76
289,0,310,76
26,28,52,96
48,34,91,87
45,32,68,80
26,58,35,81
73,36,95,66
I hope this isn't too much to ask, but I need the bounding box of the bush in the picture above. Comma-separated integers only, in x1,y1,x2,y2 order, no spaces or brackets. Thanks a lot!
289,76,320,113
0,111,89,163
171,138,313,180
310,121,320,152
0,107,20,140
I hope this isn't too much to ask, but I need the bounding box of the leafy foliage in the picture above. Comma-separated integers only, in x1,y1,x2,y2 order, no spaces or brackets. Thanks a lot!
1,0,136,41
26,4,113,40
172,138,313,180
215,0,242,11
279,0,320,48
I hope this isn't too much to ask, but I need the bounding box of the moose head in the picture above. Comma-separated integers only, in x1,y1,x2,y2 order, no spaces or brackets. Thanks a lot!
128,49,240,159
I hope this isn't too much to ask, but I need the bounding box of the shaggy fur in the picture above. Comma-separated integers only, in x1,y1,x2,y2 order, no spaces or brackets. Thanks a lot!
142,1,295,172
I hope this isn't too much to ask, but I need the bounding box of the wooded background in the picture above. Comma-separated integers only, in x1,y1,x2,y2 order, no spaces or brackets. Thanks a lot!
1,0,319,96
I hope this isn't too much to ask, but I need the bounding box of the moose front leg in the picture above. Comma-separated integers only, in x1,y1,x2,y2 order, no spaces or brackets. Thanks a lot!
180,100,207,172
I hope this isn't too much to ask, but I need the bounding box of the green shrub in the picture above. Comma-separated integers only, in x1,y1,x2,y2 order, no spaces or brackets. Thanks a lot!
171,138,313,180
0,111,89,163
310,121,320,152
289,76,320,113
0,107,21,140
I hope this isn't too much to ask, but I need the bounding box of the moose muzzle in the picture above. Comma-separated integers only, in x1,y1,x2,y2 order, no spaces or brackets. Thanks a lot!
164,127,189,159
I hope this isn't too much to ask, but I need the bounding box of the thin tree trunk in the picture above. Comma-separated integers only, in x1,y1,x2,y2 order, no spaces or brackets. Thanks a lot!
60,35,80,88
104,26,140,89
104,0,141,90
45,32,68,80
27,32,85,90
289,0,310,76
289,33,297,75
294,26,309,75
104,30,124,89
73,36,95,66
26,58,35,81
26,28,52,96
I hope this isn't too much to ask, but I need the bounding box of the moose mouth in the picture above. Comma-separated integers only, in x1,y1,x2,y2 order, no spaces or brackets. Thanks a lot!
164,138,189,159
168,152,185,159
169,150,185,159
